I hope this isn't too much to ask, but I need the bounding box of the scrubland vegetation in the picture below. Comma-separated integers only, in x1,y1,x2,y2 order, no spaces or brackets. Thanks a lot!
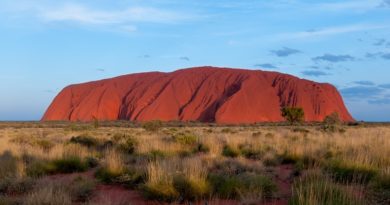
0,121,389,204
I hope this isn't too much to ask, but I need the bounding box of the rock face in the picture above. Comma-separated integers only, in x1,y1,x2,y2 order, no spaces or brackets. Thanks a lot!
42,67,354,123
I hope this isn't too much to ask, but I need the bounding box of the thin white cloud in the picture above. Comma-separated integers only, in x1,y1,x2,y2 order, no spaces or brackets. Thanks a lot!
0,1,197,33
39,4,190,25
316,0,383,11
277,24,389,40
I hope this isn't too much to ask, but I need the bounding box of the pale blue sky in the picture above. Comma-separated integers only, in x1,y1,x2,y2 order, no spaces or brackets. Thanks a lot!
0,0,390,121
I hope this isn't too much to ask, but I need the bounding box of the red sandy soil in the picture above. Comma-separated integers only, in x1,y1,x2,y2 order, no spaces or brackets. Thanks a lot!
42,66,353,123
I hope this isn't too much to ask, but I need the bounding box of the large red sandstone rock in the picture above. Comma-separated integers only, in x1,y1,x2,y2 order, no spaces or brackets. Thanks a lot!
42,67,354,123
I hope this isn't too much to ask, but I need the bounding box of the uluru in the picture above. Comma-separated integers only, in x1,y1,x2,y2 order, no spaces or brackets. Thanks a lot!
42,67,353,123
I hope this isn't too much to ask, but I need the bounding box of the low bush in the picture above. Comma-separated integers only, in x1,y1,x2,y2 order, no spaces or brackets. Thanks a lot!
69,135,98,148
173,175,211,200
118,137,138,154
95,167,145,188
142,182,179,202
95,167,122,183
35,139,54,152
290,171,364,205
326,159,378,184
265,133,275,138
277,151,301,164
0,151,18,179
26,156,89,177
192,143,210,154
147,150,168,160
239,144,263,160
208,173,241,198
208,172,276,199
222,145,240,158
172,133,198,145
51,156,88,173
142,120,162,132
26,160,56,177
252,131,262,137
85,156,99,168
212,159,262,175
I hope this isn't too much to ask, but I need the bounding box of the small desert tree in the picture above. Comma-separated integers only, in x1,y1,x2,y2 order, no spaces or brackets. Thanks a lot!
322,112,342,132
281,107,305,125
323,112,341,125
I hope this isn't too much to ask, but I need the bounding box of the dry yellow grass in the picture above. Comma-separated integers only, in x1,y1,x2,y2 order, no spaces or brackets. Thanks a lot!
0,123,389,204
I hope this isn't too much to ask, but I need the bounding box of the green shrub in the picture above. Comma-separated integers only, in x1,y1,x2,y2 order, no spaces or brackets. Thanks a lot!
326,159,378,184
239,144,263,160
281,107,305,124
85,157,99,168
239,173,277,199
208,174,241,198
112,133,133,141
95,167,145,187
51,157,88,173
69,135,98,148
222,145,240,158
212,159,261,175
95,167,122,184
0,151,17,179
35,139,54,152
208,173,276,199
252,131,262,137
26,160,56,177
173,175,211,200
142,182,179,202
142,120,162,132
115,169,146,188
118,137,138,154
192,143,210,154
290,171,364,205
172,133,198,145
263,155,279,167
147,150,168,160
265,133,275,138
277,151,300,164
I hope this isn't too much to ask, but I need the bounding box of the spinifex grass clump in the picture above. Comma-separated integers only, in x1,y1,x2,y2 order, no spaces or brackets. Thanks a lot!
118,136,138,154
143,158,210,202
208,172,276,200
142,120,162,132
95,149,146,187
25,144,94,177
24,182,72,205
222,145,240,158
69,135,98,148
238,143,263,160
326,159,378,184
290,170,365,205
